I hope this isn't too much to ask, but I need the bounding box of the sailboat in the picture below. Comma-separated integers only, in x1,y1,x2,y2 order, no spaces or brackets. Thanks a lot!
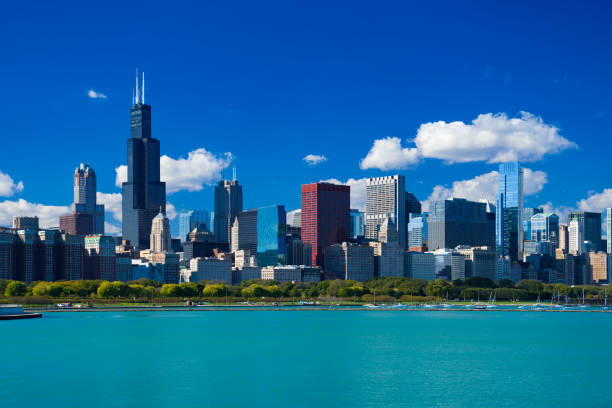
487,291,498,309
532,293,544,310
579,287,590,308
604,287,610,311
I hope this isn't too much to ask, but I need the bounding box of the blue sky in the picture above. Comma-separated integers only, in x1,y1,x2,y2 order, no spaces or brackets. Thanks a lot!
1,0,611,235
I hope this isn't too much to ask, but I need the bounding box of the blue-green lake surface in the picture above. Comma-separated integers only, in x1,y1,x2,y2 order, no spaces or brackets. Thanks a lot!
2,310,611,408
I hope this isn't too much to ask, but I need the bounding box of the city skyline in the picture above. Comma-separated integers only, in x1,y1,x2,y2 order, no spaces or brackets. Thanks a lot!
1,2,612,237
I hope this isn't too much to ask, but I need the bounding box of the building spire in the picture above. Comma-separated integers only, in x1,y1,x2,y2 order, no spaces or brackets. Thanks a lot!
232,166,236,181
142,71,145,105
135,68,140,104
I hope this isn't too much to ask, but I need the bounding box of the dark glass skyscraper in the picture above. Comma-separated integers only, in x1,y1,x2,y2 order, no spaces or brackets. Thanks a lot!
427,198,488,250
256,205,287,267
496,162,524,262
122,73,166,249
568,211,602,252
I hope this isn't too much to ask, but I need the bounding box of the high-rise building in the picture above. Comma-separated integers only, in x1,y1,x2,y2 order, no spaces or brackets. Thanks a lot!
85,235,116,281
58,233,85,281
214,178,243,244
587,251,609,284
286,237,312,266
456,246,497,282
559,224,569,252
522,207,543,241
323,242,374,281
404,252,436,280
568,212,602,252
301,182,350,267
405,192,422,216
428,198,488,250
0,231,16,280
496,162,524,262
407,212,428,249
569,218,584,255
366,175,406,248
38,230,58,282
433,249,465,281
530,213,559,247
607,208,611,253
12,216,39,230
230,209,257,254
350,209,365,238
256,205,286,267
178,210,210,243
150,210,171,253
122,72,166,249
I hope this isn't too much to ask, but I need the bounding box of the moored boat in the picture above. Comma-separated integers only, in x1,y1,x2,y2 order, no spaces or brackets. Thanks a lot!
0,305,42,320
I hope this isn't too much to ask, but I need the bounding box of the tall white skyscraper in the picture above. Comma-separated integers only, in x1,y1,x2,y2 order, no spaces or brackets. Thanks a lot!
365,175,406,248
569,218,584,255
150,209,171,253
607,208,611,253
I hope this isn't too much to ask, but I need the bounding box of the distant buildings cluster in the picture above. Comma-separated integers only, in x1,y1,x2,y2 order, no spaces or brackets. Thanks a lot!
1,76,611,286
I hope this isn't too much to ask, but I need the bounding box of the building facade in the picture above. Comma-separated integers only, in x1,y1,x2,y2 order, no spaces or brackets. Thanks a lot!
324,243,374,281
428,198,488,250
214,179,243,244
350,209,365,238
84,235,115,281
456,246,497,282
496,162,524,262
178,210,210,243
230,209,258,254
568,212,602,252
404,252,436,280
122,74,166,249
150,210,171,253
257,205,286,267
301,182,350,267
569,218,584,255
365,175,406,248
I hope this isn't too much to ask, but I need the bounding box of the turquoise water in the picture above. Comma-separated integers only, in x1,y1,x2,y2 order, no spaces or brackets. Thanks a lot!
2,311,611,408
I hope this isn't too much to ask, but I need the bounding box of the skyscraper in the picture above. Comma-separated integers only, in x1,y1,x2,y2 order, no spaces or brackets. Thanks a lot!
231,209,258,254
522,207,543,241
85,235,116,281
350,209,365,238
530,213,559,247
569,218,584,255
607,208,611,253
496,162,524,262
427,198,488,250
256,205,286,267
559,224,569,252
568,211,602,252
122,72,166,249
301,182,350,267
366,175,406,248
150,209,171,253
408,212,428,249
178,210,210,243
60,164,105,235
214,178,243,244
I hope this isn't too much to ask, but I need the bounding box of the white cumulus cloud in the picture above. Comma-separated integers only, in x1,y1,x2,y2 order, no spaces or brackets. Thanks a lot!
423,168,548,211
104,222,121,236
576,188,612,213
87,89,107,99
97,192,122,222
360,112,577,170
0,170,24,197
0,199,68,228
322,178,368,211
359,137,419,170
115,148,233,194
303,154,327,166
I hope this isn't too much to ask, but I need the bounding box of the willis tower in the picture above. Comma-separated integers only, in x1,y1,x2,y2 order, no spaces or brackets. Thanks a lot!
122,71,166,249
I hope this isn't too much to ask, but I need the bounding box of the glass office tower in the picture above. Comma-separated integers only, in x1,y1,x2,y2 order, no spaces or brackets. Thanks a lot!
179,210,210,243
256,205,287,267
496,162,524,262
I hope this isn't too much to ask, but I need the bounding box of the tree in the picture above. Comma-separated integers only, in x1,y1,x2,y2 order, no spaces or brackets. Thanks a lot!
425,279,452,298
5,281,27,297
464,277,496,288
516,279,543,294
161,284,180,297
203,284,228,297
497,279,515,288
97,281,116,298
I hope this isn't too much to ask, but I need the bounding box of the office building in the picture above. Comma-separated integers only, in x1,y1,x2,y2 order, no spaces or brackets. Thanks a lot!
85,235,115,281
428,198,488,250
122,73,166,249
261,265,321,282
178,210,209,243
324,242,374,281
0,231,16,280
187,257,232,283
12,216,39,230
214,176,243,244
530,213,559,247
256,205,286,267
496,162,524,262
607,208,611,253
132,259,164,282
350,209,365,238
366,175,406,248
404,252,436,280
301,182,350,267
496,256,512,282
456,246,497,281
559,224,569,252
370,241,404,278
150,210,171,253
569,212,603,252
286,237,312,266
405,192,422,216
150,252,180,283
38,230,57,282
523,240,556,257
59,233,85,281
522,207,543,241
407,213,427,249
232,266,262,284
231,209,258,254
569,218,584,254
433,249,465,281
588,252,609,283
115,253,132,282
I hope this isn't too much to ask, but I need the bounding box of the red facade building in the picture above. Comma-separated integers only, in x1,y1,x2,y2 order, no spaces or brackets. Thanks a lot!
301,182,350,268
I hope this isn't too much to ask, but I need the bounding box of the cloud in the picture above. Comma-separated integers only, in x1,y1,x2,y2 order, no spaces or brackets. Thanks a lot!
359,137,419,170
577,189,612,213
360,112,577,170
104,222,121,236
97,192,122,222
303,154,327,166
0,199,68,228
166,202,177,220
0,170,24,197
286,209,301,226
322,178,368,211
115,148,233,194
87,89,107,99
423,168,548,211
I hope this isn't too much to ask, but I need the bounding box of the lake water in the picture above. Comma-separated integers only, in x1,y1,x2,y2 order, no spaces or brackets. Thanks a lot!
2,310,611,408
